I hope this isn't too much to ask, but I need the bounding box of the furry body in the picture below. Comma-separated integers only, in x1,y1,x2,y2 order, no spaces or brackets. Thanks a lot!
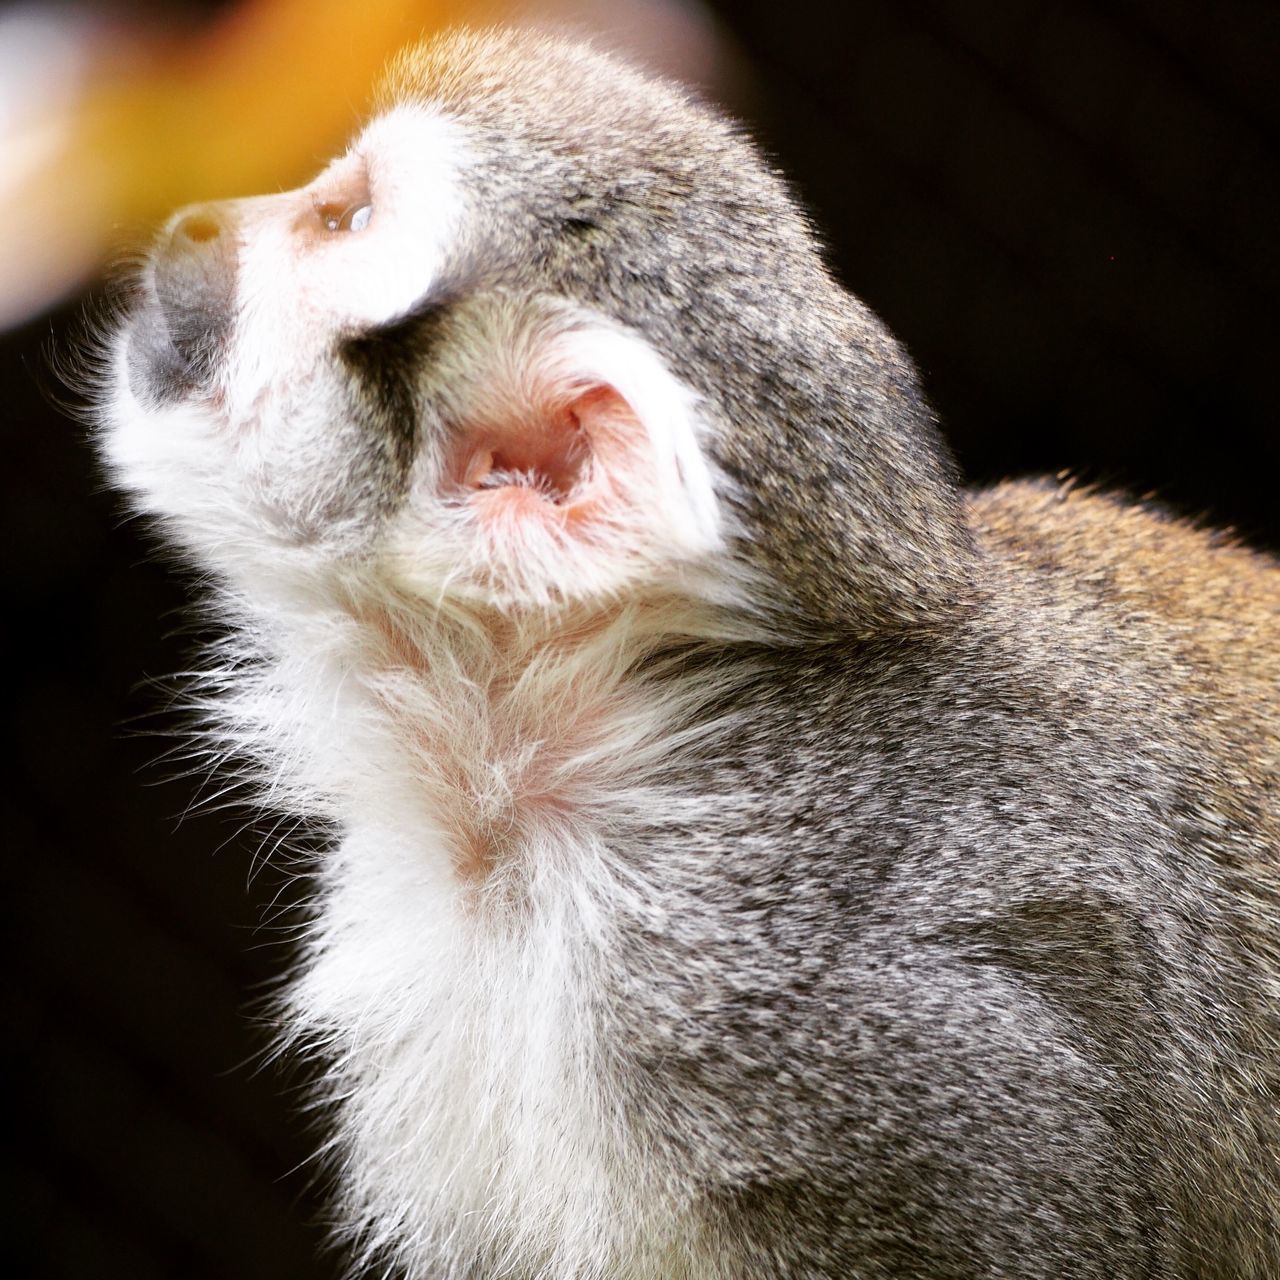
98,30,1280,1280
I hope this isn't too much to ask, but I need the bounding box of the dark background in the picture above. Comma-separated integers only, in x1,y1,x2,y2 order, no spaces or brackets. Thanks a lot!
7,1,1277,1275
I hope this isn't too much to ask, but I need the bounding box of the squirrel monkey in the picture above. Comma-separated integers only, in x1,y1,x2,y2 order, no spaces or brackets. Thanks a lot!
96,29,1280,1280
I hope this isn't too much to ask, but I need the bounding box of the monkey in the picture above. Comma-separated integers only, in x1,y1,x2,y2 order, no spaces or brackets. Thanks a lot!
93,27,1279,1280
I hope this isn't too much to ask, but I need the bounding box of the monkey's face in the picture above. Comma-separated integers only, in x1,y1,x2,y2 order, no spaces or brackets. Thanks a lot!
100,42,754,614
102,31,966,633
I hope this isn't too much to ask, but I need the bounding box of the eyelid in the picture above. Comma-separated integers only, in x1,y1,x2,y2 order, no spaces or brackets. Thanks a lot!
313,153,373,233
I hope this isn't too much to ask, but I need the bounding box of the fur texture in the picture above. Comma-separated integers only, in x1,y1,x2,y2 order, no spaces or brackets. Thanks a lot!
95,28,1279,1280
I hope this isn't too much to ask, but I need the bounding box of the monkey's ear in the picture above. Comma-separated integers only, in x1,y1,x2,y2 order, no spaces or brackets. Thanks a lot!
430,317,724,606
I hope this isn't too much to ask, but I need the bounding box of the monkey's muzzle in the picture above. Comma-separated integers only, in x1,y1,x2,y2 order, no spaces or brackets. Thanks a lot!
126,203,238,405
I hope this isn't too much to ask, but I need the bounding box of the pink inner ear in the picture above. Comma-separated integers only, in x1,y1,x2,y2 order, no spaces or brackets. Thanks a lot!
454,384,642,522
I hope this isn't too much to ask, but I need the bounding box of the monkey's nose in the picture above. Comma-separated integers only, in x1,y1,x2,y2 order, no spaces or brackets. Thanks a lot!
156,203,237,311
171,208,226,247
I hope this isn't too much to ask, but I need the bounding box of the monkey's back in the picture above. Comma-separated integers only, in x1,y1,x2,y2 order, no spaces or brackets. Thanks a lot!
971,478,1279,805
962,478,1280,1274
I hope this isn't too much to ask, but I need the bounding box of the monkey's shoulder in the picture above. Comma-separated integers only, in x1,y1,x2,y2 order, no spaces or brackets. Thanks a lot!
969,477,1278,640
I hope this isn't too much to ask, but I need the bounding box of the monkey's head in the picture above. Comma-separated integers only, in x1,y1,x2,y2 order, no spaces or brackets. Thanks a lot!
102,29,971,631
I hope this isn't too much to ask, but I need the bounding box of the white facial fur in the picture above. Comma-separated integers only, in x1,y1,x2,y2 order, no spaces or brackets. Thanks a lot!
227,106,472,401
101,107,470,566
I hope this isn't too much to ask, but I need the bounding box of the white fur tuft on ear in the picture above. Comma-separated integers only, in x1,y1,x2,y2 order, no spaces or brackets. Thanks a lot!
545,322,721,555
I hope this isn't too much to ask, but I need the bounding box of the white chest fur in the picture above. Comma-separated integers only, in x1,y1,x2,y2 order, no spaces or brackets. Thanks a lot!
252,595,717,1277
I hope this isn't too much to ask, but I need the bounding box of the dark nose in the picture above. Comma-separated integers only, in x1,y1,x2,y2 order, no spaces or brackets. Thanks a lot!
130,203,239,403
171,209,224,247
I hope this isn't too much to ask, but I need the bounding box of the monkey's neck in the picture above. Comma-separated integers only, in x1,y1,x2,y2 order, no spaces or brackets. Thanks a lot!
246,588,742,892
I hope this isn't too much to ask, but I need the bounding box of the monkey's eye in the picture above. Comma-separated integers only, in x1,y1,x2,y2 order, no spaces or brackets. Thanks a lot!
319,202,373,232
